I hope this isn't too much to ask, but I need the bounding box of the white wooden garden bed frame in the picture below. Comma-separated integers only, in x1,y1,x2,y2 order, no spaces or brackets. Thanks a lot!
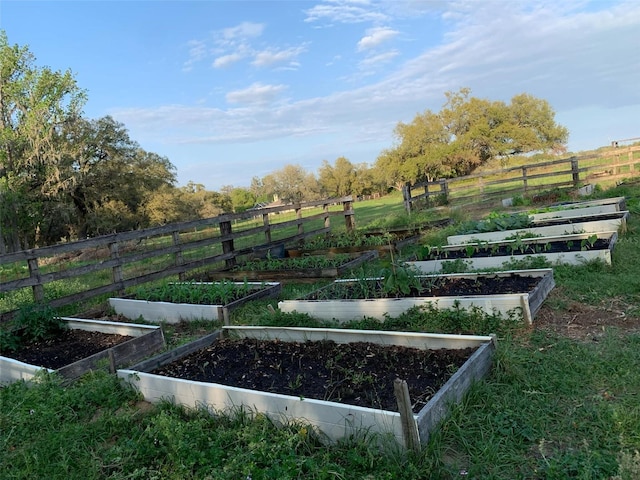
118,326,496,450
410,231,618,273
0,317,165,384
109,282,281,325
447,212,629,244
278,269,554,324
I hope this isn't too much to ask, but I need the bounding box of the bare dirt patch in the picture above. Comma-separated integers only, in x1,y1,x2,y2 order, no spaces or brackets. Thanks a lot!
535,290,640,341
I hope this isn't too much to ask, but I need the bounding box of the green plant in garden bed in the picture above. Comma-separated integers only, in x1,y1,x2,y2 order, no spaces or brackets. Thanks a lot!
302,231,394,249
236,253,354,271
131,279,258,305
456,211,533,235
358,209,448,231
0,304,67,353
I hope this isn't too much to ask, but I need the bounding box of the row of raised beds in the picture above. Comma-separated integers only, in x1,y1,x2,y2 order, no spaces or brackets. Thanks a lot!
1,195,628,451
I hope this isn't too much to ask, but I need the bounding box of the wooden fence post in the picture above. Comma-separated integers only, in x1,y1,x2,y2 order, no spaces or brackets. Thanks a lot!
571,157,580,186
295,205,304,237
171,231,185,281
262,213,272,243
343,198,355,232
27,257,44,304
219,220,236,269
394,378,420,452
522,167,528,193
440,179,449,203
109,242,125,294
402,184,412,214
323,203,330,230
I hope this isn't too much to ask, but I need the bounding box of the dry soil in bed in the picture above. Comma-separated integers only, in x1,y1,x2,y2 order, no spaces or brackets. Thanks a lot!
309,275,540,299
5,330,133,369
151,337,476,413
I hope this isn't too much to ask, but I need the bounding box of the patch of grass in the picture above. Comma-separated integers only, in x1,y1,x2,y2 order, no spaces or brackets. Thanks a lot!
550,215,640,315
432,329,640,478
0,371,431,479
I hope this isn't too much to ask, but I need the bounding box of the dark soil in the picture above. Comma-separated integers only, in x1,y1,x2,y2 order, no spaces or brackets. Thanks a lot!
423,238,610,260
308,274,540,300
5,330,133,369
151,337,477,413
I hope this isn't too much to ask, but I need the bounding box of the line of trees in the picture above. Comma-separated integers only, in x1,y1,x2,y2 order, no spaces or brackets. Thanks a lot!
1,31,569,253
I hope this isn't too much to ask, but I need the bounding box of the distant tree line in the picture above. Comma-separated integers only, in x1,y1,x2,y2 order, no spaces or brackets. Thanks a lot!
0,31,568,253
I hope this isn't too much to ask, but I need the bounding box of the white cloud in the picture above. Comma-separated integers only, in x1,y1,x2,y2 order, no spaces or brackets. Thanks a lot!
305,0,388,24
183,39,208,71
359,50,399,68
357,26,398,50
213,53,245,68
225,83,288,105
251,45,308,68
221,22,265,41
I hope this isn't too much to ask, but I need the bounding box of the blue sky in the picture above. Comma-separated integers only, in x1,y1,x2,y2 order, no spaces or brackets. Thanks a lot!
2,0,639,191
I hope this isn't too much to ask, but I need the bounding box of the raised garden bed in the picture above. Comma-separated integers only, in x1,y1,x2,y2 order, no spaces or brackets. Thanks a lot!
186,251,378,283
546,196,626,211
1,317,165,384
284,223,449,258
118,326,496,449
410,231,618,273
278,268,554,324
109,281,281,325
528,203,620,222
447,213,629,244
531,210,630,228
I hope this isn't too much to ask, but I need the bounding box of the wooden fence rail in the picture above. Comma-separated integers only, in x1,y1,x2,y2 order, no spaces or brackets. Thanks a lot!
0,196,355,323
403,145,640,212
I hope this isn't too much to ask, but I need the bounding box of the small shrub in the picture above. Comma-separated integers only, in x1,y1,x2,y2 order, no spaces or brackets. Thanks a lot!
14,304,67,342
456,212,533,235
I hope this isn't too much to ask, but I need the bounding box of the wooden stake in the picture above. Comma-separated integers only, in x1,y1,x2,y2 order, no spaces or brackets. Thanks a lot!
393,378,420,452
108,349,116,374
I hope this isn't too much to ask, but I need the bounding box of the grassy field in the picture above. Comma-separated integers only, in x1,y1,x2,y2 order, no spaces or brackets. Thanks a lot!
1,181,640,479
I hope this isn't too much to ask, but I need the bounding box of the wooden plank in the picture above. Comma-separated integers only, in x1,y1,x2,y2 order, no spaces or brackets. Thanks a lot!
394,378,420,452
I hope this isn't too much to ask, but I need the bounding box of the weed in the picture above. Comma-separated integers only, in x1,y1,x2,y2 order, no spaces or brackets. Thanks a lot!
13,304,68,343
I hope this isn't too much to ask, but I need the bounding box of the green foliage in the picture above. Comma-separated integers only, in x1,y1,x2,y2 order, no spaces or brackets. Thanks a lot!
345,302,522,337
378,261,423,297
0,327,21,352
374,88,569,187
133,280,257,305
439,258,472,274
456,211,533,234
303,231,392,249
13,304,67,342
499,255,553,270
238,253,353,271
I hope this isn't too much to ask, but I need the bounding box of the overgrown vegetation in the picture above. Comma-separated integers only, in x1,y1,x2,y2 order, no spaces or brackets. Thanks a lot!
0,305,67,352
456,211,533,234
238,253,354,271
131,280,260,305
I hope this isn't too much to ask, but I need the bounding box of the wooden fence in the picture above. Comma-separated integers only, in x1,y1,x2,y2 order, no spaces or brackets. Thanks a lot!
403,145,640,213
0,196,355,323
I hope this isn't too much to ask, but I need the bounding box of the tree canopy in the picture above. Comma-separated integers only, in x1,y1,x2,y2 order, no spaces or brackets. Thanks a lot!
0,32,178,251
374,88,569,189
